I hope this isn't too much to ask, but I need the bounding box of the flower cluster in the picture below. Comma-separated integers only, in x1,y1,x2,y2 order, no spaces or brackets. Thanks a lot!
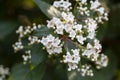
41,34,63,55
22,50,31,64
80,64,93,76
0,65,9,80
13,24,41,64
53,0,72,11
13,0,109,77
13,23,41,52
63,49,80,71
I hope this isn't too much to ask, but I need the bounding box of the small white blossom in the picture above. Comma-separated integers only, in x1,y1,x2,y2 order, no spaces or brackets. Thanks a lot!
97,7,105,15
90,0,100,10
0,65,9,80
13,40,24,52
61,12,75,23
87,31,96,39
68,63,78,71
22,50,31,64
82,49,99,61
85,18,97,32
86,43,93,49
53,0,71,11
73,24,82,32
80,64,93,76
94,39,102,50
63,49,80,71
76,35,86,45
81,0,87,4
28,36,41,45
69,30,76,40
41,34,63,55
63,51,73,63
95,54,108,69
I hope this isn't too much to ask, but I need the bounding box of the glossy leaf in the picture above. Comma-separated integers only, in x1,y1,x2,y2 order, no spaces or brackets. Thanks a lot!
9,63,46,80
8,63,30,80
30,44,47,66
33,25,54,37
34,0,61,18
26,63,46,80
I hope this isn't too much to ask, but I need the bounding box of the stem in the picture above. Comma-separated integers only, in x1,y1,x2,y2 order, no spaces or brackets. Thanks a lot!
60,35,86,50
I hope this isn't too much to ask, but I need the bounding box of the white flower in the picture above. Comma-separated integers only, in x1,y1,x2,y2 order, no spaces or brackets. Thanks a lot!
64,24,73,33
86,43,93,49
95,54,108,69
16,26,24,38
76,35,86,45
71,49,80,55
94,39,102,50
41,34,63,55
28,36,41,45
53,0,71,10
13,40,24,52
97,7,105,15
52,38,61,47
69,30,76,40
72,49,80,63
61,12,75,23
68,63,78,71
86,18,97,32
80,65,93,76
90,0,100,10
47,17,61,29
55,25,64,34
63,49,80,71
87,31,96,39
22,50,31,64
81,0,87,4
0,65,9,80
63,51,73,63
73,24,82,32
82,49,99,61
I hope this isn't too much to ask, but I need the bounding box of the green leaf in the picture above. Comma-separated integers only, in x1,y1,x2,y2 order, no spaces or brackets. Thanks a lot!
9,63,46,80
42,64,68,80
68,49,117,80
64,39,77,50
34,25,55,37
30,44,47,66
8,63,30,80
53,64,68,80
0,21,18,41
26,63,46,80
34,0,61,18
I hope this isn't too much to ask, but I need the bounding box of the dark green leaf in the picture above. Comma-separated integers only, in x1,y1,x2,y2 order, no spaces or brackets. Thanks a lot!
30,44,47,66
34,25,54,37
0,21,18,41
8,63,30,80
42,64,68,80
53,64,68,80
9,63,46,80
26,63,46,80
34,0,61,18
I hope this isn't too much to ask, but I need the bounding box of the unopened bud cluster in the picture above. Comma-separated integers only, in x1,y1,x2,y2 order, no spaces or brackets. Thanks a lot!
13,0,109,77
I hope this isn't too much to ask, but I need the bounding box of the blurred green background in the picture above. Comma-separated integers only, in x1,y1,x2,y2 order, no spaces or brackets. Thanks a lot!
0,0,120,80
